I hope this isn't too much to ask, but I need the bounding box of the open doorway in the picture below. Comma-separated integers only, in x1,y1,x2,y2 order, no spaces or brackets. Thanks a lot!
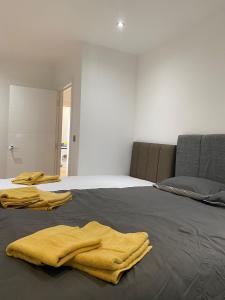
60,86,71,177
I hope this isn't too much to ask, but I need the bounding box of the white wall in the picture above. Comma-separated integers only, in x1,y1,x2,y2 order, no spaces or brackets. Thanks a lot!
0,59,55,178
135,11,225,145
54,45,82,176
3,9,225,178
55,43,137,176
78,44,137,175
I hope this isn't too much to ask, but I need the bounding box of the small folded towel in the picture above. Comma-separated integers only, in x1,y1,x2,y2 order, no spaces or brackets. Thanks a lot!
12,172,60,185
72,241,151,284
0,188,72,210
67,221,152,284
28,190,72,210
6,225,101,267
0,187,40,208
11,172,44,185
35,175,60,185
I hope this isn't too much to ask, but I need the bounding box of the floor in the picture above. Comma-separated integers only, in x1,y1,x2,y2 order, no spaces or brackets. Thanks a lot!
60,147,68,177
60,166,67,177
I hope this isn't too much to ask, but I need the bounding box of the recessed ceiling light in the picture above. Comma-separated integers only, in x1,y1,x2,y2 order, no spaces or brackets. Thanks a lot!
117,21,125,30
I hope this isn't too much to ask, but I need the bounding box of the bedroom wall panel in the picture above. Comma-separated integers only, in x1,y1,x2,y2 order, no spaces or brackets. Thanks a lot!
54,45,82,176
78,44,137,175
54,43,137,176
134,11,225,145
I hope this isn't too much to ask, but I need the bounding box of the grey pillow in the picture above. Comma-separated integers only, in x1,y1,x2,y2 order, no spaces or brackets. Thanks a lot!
160,176,225,195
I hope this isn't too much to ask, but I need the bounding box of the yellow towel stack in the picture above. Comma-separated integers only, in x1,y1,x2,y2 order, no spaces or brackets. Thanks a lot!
0,187,72,210
28,190,72,210
12,172,60,185
67,221,152,284
6,225,101,267
0,187,40,208
6,221,152,284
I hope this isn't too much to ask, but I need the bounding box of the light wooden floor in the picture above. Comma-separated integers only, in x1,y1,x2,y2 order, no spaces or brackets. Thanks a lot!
60,167,67,177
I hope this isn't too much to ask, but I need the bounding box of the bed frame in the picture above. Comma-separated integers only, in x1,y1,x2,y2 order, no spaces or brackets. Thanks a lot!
131,134,225,184
130,142,176,183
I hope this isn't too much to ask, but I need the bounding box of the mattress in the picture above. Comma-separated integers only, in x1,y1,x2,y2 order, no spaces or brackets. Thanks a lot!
1,186,225,300
0,175,153,191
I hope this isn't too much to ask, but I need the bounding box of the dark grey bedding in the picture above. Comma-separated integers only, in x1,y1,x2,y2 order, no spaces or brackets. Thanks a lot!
160,176,225,195
1,186,225,300
157,176,225,207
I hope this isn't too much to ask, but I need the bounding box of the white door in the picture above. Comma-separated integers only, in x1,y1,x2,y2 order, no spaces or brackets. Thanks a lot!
7,85,59,178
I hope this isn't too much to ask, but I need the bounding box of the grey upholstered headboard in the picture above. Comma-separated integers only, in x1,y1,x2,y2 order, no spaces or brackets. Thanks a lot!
130,142,176,183
176,134,225,184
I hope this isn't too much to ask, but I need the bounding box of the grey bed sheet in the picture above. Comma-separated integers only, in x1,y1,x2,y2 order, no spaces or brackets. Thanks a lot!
1,187,225,300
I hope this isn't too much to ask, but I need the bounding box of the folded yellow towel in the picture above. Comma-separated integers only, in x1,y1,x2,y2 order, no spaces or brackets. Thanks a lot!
28,190,72,210
69,221,149,270
0,187,40,208
35,175,60,184
67,221,152,284
72,242,151,284
12,172,60,185
0,188,72,210
11,172,44,185
6,225,101,267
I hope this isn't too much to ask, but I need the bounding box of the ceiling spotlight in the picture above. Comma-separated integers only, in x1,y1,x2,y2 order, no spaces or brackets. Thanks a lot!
117,21,125,30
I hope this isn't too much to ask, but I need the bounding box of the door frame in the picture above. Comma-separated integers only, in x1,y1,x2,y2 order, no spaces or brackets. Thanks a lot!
55,90,63,175
56,84,72,176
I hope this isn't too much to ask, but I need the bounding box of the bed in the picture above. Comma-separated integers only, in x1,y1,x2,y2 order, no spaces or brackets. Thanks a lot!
0,137,225,300
0,175,153,191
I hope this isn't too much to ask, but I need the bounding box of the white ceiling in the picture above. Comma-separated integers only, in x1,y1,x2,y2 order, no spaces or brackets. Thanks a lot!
0,0,224,64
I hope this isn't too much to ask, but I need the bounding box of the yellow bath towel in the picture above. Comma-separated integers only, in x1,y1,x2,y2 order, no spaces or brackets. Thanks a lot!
0,188,71,210
69,221,149,270
28,190,72,210
12,172,60,185
35,175,60,184
0,187,40,208
72,242,151,284
11,172,44,185
6,225,101,267
67,221,152,284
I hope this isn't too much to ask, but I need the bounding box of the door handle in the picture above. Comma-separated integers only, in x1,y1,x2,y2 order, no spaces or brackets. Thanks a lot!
8,145,15,151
